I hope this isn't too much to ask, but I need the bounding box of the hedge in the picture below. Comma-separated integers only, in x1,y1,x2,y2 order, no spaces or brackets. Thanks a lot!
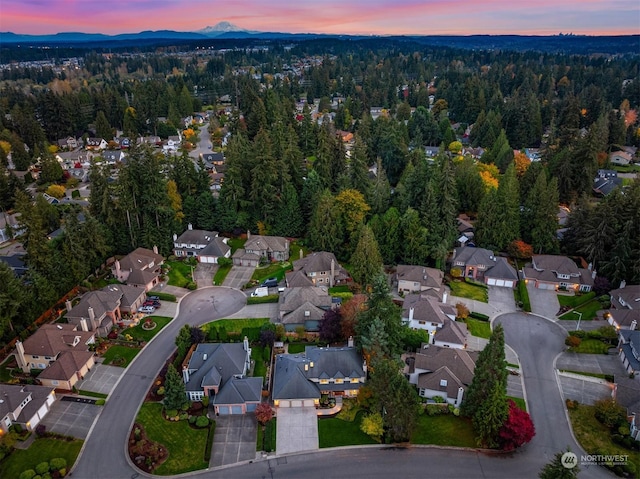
247,294,279,305
204,421,216,462
148,292,177,302
469,312,490,321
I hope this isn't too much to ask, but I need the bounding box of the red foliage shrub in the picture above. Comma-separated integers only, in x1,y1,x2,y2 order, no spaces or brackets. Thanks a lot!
498,399,535,451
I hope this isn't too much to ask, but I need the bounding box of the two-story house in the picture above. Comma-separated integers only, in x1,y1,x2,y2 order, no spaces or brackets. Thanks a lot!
607,282,640,330
172,224,230,264
111,246,164,291
450,247,518,288
523,255,595,292
289,252,349,288
181,338,261,415
278,287,334,332
272,345,366,408
85,138,108,150
396,265,444,296
618,328,640,377
401,294,468,349
0,384,56,434
243,233,289,262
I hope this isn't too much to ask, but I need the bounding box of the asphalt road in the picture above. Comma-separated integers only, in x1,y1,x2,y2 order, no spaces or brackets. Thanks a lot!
189,122,211,160
70,286,246,479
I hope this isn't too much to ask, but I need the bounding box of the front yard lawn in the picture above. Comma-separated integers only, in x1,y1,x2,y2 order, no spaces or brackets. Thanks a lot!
557,291,596,308
568,403,639,475
125,316,172,342
201,318,269,336
318,411,378,448
213,264,232,285
569,339,610,354
0,437,83,479
464,318,491,339
135,402,210,475
101,344,141,367
411,414,477,447
558,299,602,321
165,260,194,288
257,419,277,452
448,280,488,302
251,262,292,284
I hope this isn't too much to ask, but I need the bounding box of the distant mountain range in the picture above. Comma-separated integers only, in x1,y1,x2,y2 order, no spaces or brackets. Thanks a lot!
1,22,638,55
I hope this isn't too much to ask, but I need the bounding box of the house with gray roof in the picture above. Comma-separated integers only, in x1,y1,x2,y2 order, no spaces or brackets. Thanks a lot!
451,247,518,288
182,338,261,415
402,293,466,349
0,384,56,434
484,257,518,289
523,254,595,292
290,252,349,288
272,346,366,408
111,246,164,292
402,344,478,407
172,223,230,264
244,233,289,262
232,248,261,267
614,377,640,441
278,287,333,332
618,329,640,377
396,265,444,295
607,282,640,330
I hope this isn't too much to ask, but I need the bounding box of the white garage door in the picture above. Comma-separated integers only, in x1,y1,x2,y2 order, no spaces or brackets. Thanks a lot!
495,279,505,287
504,280,515,288
303,400,315,407
218,406,231,415
201,256,216,264
279,400,291,408
291,400,302,407
538,282,555,290
487,278,497,286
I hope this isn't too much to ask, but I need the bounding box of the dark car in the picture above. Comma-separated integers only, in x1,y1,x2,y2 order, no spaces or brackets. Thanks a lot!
261,277,278,288
144,300,160,308
147,296,160,301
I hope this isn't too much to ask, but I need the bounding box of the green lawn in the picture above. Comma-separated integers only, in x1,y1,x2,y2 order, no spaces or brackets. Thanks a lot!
465,318,491,339
135,402,210,475
256,419,277,452
101,345,141,367
612,163,640,173
558,299,602,321
165,260,194,288
328,285,351,294
569,339,610,354
251,262,292,283
251,345,268,379
201,318,269,335
290,241,310,263
568,404,639,475
411,414,477,447
0,355,16,382
287,342,319,354
507,396,527,412
0,437,83,479
213,264,232,285
515,281,531,312
557,291,596,308
227,238,246,254
448,280,488,302
125,316,172,342
318,411,378,448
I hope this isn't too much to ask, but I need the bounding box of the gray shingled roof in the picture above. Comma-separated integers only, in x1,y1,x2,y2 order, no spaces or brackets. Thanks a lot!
38,350,94,382
100,284,145,310
417,365,465,398
396,265,444,289
118,247,163,272
434,320,468,346
0,384,54,426
610,285,640,310
22,324,93,357
185,343,248,393
305,346,365,380
213,376,262,406
292,252,349,280
199,237,230,258
66,290,121,322
279,287,332,315
245,235,288,253
175,228,218,245
402,294,450,325
532,255,580,274
272,354,322,400
285,270,314,288
484,257,518,281
281,301,326,324
413,345,477,386
451,246,495,267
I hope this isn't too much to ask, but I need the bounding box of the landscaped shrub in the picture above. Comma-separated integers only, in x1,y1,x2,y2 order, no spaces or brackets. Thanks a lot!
594,399,627,428
569,330,586,339
59,468,66,477
201,396,209,407
498,399,536,451
186,281,197,290
565,399,579,410
156,386,165,396
49,458,67,471
189,415,197,424
95,399,105,406
425,404,449,416
41,473,52,479
179,412,189,421
469,312,490,321
165,409,178,418
565,336,582,348
195,416,210,428
19,470,36,479
240,327,261,342
35,462,49,474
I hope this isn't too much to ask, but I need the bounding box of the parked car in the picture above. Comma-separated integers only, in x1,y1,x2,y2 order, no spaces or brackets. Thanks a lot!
143,301,160,308
251,287,269,298
138,306,156,313
261,277,278,288
147,295,160,301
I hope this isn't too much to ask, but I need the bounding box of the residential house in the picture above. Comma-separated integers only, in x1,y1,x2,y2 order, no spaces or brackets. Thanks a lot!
0,384,56,434
593,169,623,196
244,233,289,262
457,214,475,246
100,150,126,164
278,287,333,332
614,378,640,441
172,224,230,264
610,150,633,166
524,148,542,162
289,252,349,288
56,136,78,150
401,294,467,349
451,247,518,288
14,324,95,390
424,146,440,158
163,135,182,154
272,346,366,407
523,254,595,292
85,138,108,150
232,248,261,267
403,344,478,407
396,265,444,296
181,338,261,414
111,246,164,292
202,152,225,169
607,282,640,330
0,253,28,278
618,328,640,377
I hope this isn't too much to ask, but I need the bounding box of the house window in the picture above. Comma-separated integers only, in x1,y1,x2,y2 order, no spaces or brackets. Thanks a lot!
319,379,329,385
440,379,448,387
44,356,52,360
52,380,59,386
335,378,343,384
32,355,39,359
321,271,327,275
418,320,426,325
350,378,359,383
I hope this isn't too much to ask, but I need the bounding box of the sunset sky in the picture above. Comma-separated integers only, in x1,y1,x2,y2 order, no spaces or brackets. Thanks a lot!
2,0,638,36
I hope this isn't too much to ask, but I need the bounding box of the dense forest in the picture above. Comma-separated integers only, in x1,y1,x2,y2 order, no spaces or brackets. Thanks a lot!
0,38,639,346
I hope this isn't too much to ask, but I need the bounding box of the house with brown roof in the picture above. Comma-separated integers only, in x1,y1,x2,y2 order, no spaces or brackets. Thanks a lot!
232,248,261,267
111,246,164,291
0,384,56,434
450,247,518,288
401,293,467,349
278,287,333,332
522,254,595,292
396,265,444,296
172,223,230,264
607,282,640,330
403,344,478,407
610,150,633,166
14,324,95,391
244,233,289,262
289,252,349,288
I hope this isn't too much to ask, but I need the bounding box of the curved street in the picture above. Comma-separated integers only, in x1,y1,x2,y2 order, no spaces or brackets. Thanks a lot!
70,286,246,479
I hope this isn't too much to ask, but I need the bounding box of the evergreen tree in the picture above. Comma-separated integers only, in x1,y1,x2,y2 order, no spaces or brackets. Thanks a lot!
308,190,345,255
350,225,383,286
368,158,391,215
523,172,559,254
370,207,401,265
271,183,304,237
472,381,509,448
482,129,513,173
539,450,580,479
401,207,429,265
163,364,187,411
95,110,113,140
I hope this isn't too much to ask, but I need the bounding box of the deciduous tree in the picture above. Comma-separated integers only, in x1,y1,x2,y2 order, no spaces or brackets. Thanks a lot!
498,399,535,451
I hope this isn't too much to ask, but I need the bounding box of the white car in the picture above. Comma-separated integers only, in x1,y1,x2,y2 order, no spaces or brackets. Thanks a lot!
138,306,156,314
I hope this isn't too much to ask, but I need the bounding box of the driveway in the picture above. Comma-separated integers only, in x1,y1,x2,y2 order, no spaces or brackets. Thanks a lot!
75,363,124,396
556,352,627,377
276,407,318,455
558,372,613,405
210,415,257,467
526,283,560,319
195,263,217,288
40,397,101,439
488,285,516,313
223,266,255,289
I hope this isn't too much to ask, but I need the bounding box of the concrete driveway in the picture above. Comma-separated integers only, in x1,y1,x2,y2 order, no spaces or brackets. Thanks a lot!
195,263,218,288
276,407,318,455
488,286,516,313
526,283,560,319
40,397,101,439
75,363,123,396
223,266,256,289
210,415,258,467
556,352,626,377
558,372,613,405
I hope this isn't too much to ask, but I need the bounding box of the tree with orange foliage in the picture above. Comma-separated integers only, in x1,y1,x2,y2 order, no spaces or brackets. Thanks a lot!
340,294,367,339
479,170,499,190
507,240,533,260
513,152,530,178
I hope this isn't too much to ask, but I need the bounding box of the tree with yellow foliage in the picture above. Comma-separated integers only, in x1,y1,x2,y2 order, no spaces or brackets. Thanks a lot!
167,180,185,223
46,184,66,199
513,152,531,178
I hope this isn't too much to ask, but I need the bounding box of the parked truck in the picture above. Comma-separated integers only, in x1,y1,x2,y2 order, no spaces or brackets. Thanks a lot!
251,286,269,298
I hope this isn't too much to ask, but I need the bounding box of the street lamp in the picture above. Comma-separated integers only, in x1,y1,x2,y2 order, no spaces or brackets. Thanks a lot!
575,311,583,331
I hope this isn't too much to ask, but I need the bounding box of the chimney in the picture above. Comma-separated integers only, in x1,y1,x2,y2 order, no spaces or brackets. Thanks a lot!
203,353,207,361
153,245,158,255
80,318,88,332
592,269,597,280
409,307,414,322
631,320,637,331
115,259,121,278
620,280,626,289
182,365,190,383
456,387,464,408
330,259,335,288
348,336,354,348
173,233,177,241
442,290,448,304
300,248,303,260
188,223,193,230
587,262,593,271
247,230,251,240
65,300,73,312
243,336,249,352
88,307,95,322
15,341,27,372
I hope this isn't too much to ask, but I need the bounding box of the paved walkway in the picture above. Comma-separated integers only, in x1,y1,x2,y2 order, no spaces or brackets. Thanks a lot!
210,415,258,467
225,303,279,320
151,284,191,298
276,407,318,455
